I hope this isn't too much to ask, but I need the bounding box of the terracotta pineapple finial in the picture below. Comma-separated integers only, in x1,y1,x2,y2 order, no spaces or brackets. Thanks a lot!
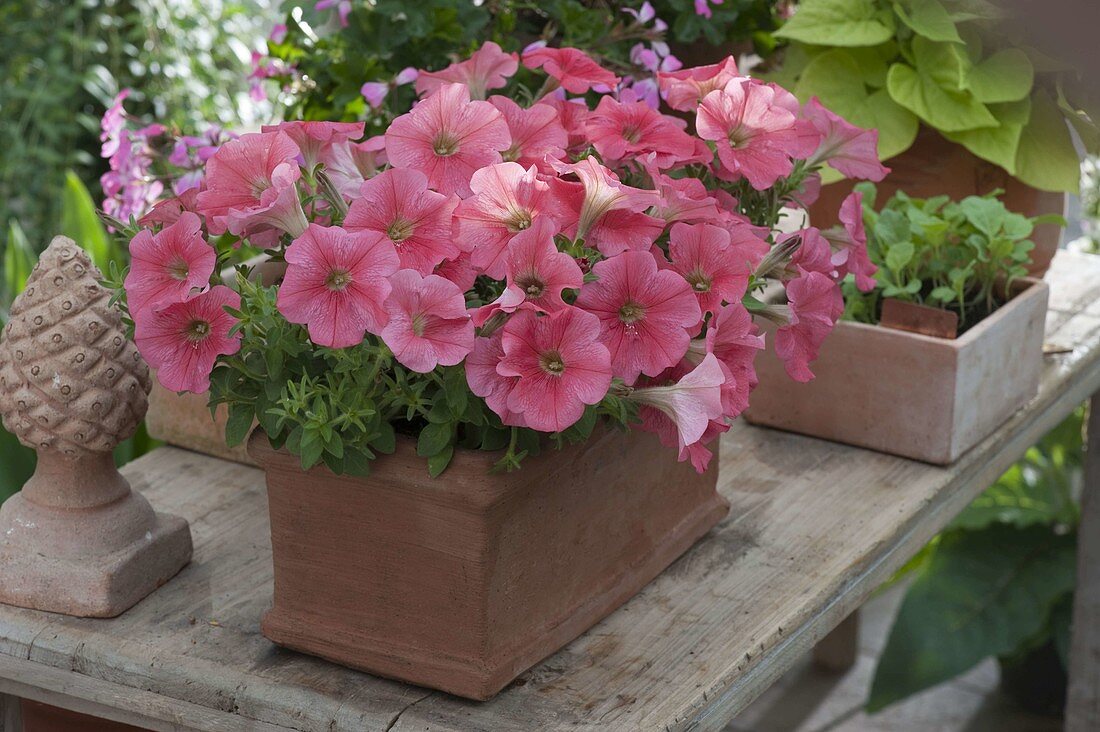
0,236,192,618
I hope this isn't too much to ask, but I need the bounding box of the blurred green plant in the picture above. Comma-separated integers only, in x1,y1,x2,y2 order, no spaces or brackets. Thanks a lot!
0,173,158,505
868,405,1086,712
0,0,275,263
262,0,781,133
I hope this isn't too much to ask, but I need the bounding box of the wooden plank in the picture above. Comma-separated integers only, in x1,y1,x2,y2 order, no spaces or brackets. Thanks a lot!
0,251,1096,732
1066,393,1100,731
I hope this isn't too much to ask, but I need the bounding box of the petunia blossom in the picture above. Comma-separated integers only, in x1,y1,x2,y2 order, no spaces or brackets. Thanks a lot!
318,135,387,198
503,216,584,312
434,252,478,292
575,250,701,382
277,224,399,348
667,222,750,315
195,131,308,244
522,46,620,95
585,89,697,168
465,332,527,427
696,78,821,190
802,98,889,182
133,286,242,394
125,211,215,315
490,95,568,173
344,168,460,275
385,83,510,197
454,162,571,278
496,307,612,432
381,269,475,372
699,303,764,416
536,95,590,152
775,270,844,382
828,190,878,292
416,41,519,99
629,353,726,449
261,121,365,171
658,57,740,112
550,156,663,256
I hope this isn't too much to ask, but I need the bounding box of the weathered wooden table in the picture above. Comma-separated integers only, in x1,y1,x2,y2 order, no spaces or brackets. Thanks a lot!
1,251,1099,732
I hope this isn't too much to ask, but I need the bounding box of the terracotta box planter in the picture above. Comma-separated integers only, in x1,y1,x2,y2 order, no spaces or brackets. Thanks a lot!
744,278,1049,464
809,127,1067,277
248,425,728,700
145,381,255,465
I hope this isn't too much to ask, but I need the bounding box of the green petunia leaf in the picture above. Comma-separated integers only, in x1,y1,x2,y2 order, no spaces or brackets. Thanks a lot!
774,0,897,46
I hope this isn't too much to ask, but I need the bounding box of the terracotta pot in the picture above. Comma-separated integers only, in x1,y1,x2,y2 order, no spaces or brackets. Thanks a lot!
249,425,728,700
808,127,1067,277
145,381,255,465
743,277,1049,464
19,700,150,732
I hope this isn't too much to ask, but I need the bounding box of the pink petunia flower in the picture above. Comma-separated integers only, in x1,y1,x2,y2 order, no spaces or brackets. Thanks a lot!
630,353,726,449
497,307,612,432
381,269,475,372
550,156,663,256
489,96,568,173
260,121,365,171
696,78,821,190
434,252,478,293
504,216,583,312
344,168,460,275
315,0,351,27
465,332,527,427
361,82,389,108
385,83,510,197
786,227,838,280
125,212,215,315
775,270,844,382
277,224,399,349
667,222,750,315
522,46,620,95
535,95,590,152
195,131,309,244
575,250,701,382
643,156,723,226
585,89,697,168
658,57,740,112
828,191,877,292
416,41,519,100
133,286,242,394
802,98,889,182
455,162,571,278
470,284,530,329
698,303,764,416
694,0,724,18
137,188,200,229
318,135,388,199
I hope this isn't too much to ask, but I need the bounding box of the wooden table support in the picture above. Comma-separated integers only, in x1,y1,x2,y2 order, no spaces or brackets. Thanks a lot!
812,609,860,673
0,251,1097,731
1066,393,1100,731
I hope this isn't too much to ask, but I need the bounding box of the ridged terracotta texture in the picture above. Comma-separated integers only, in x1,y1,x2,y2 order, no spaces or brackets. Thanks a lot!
744,278,1049,465
0,237,192,618
249,425,729,700
809,127,1066,277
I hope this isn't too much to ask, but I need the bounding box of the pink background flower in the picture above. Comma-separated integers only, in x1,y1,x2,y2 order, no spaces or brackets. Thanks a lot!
416,41,518,99
522,46,620,95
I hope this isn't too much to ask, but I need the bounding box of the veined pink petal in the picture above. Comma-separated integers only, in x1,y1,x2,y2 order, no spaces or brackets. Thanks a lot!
381,269,474,372
125,211,215,314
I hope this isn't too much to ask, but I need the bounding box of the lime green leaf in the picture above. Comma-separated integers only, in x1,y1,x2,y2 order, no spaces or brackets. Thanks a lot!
60,171,121,275
1014,90,1082,193
4,220,35,302
964,49,1034,103
887,38,998,132
868,524,1077,712
941,99,1029,174
775,0,896,46
895,0,962,42
796,50,919,160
